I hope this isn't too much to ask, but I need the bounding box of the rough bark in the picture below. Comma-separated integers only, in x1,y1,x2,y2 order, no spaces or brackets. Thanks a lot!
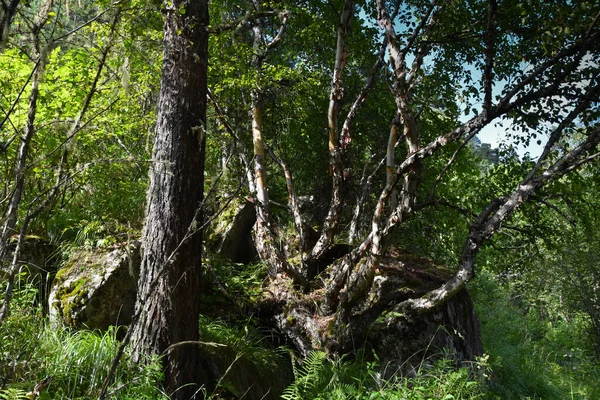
131,1,209,398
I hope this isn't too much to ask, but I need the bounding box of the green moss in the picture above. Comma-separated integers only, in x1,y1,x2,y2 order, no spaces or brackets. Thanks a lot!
287,254,302,267
8,234,45,244
52,248,107,327
55,277,91,326
375,310,404,324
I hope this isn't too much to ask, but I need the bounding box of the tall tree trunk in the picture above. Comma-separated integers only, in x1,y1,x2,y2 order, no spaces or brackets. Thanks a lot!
310,0,354,261
131,1,209,399
251,89,270,220
245,6,308,284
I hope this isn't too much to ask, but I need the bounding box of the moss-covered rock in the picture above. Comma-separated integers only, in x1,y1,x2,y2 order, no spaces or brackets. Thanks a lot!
48,241,140,330
212,198,258,264
363,248,482,372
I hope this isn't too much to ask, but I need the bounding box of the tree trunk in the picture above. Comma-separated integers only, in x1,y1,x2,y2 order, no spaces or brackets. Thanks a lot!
131,1,209,399
310,0,353,261
0,0,52,277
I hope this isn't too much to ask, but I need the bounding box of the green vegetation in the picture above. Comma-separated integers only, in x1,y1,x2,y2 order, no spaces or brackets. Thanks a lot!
1,0,599,398
282,350,489,400
2,263,600,399
0,283,165,399
472,272,600,399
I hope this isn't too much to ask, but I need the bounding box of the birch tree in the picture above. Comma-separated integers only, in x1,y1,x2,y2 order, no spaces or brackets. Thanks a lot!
208,0,600,357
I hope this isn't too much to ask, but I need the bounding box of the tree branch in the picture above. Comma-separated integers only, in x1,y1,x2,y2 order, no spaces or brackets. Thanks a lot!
265,11,288,50
526,82,600,180
340,37,387,151
310,0,354,260
496,31,598,113
407,0,445,90
530,195,576,226
395,124,600,315
429,129,479,201
208,10,279,34
482,0,496,112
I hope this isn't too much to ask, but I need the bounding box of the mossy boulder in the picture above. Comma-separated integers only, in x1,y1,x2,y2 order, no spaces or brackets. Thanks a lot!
4,235,56,273
364,248,483,371
48,241,140,330
262,246,482,373
210,197,257,264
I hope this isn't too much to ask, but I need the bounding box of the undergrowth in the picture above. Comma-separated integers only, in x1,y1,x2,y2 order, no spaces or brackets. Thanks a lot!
471,271,600,399
4,264,599,399
0,282,165,400
198,315,291,399
282,350,490,400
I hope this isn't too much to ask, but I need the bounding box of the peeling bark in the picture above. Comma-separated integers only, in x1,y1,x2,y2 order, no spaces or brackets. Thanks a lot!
258,248,482,365
386,115,400,211
310,0,354,261
251,90,270,220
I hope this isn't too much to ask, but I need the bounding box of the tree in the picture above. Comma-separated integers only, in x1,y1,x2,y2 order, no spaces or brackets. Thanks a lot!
207,0,600,359
130,0,209,398
0,0,125,326
1,0,598,394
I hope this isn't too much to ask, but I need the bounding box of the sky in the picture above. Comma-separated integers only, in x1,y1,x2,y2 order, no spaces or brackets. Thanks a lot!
357,4,552,160
477,117,546,159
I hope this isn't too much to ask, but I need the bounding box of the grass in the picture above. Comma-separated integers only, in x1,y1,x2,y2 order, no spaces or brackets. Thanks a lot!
471,271,600,399
3,267,600,399
0,283,165,400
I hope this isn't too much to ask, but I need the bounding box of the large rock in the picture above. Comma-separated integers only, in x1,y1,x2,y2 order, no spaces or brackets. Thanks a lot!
364,248,482,371
368,289,482,373
48,241,140,330
262,246,482,373
202,346,293,400
4,236,56,274
213,198,257,263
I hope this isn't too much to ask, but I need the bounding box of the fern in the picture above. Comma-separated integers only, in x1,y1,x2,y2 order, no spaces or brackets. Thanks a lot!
283,349,489,400
283,351,327,400
0,388,28,400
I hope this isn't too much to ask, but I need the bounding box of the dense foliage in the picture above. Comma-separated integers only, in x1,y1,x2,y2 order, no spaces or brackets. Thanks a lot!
1,0,599,398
